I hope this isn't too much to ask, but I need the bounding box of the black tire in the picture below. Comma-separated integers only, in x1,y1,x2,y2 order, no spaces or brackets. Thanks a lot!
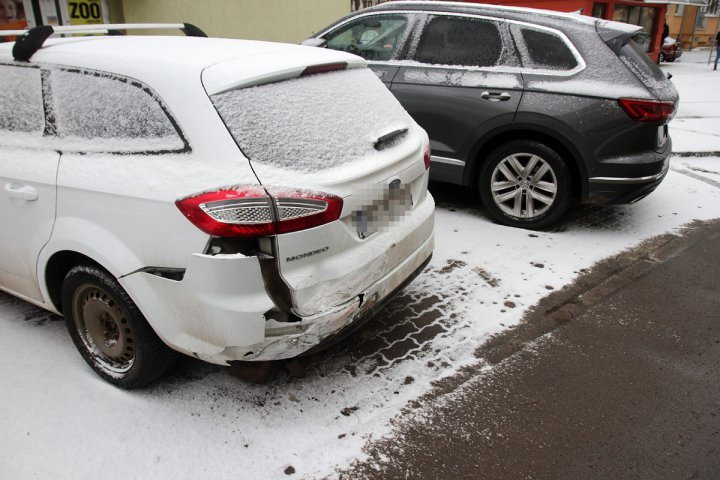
659,52,666,63
478,140,572,229
62,265,177,389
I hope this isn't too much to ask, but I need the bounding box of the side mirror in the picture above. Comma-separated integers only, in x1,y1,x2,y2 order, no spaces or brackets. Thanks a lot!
301,38,327,48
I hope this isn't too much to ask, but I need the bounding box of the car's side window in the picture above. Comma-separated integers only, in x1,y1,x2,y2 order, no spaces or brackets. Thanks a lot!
0,64,44,135
49,69,186,153
412,15,505,67
513,26,579,71
323,14,410,61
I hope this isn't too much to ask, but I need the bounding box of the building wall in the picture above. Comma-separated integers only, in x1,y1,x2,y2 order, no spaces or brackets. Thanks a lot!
667,5,719,47
111,0,349,43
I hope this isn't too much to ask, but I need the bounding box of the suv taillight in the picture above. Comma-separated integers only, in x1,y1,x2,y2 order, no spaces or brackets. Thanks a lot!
424,144,431,170
618,98,675,123
176,186,343,238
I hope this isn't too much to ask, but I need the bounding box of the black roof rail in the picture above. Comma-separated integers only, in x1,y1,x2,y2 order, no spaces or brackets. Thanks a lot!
2,23,208,62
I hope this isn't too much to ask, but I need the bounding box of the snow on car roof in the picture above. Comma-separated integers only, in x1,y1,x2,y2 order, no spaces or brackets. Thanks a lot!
374,1,599,26
0,36,357,80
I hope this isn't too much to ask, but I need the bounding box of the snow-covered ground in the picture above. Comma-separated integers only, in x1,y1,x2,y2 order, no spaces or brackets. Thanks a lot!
663,50,720,153
2,54,720,480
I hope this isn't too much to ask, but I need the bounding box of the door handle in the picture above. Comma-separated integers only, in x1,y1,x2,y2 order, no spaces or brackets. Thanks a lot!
4,183,38,201
480,91,512,102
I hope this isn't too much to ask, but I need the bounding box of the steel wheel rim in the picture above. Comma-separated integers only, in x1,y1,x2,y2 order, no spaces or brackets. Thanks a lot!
72,284,135,375
490,152,558,219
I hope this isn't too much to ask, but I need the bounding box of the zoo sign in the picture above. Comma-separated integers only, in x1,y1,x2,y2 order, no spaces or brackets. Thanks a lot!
67,0,103,25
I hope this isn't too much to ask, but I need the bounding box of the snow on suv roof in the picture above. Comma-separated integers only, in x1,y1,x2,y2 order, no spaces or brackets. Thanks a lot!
0,36,360,81
373,1,600,26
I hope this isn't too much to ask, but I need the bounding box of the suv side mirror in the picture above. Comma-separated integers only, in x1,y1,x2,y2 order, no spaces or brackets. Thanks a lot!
301,38,327,48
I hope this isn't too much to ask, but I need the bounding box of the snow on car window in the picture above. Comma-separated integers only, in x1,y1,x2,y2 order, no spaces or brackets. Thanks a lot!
618,40,676,100
414,16,504,68
398,65,522,89
211,68,414,171
50,69,184,151
0,65,44,133
518,28,578,71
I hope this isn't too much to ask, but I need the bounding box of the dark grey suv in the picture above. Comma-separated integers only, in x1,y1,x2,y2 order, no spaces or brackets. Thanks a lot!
305,1,678,228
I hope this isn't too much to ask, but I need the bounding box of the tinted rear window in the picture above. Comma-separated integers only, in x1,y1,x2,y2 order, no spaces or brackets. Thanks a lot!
618,39,675,100
414,16,502,67
519,28,578,71
210,68,414,172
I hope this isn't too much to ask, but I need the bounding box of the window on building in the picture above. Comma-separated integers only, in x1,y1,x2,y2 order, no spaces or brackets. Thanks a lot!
592,3,607,19
613,5,657,52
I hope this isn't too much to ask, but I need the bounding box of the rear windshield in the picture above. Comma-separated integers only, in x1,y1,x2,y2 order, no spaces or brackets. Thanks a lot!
618,39,676,101
211,68,414,172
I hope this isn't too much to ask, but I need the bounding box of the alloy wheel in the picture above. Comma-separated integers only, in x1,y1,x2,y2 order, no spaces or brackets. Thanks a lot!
490,153,558,219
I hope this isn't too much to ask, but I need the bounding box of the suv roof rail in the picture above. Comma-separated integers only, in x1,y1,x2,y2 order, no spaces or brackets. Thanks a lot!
2,23,208,62
376,1,598,27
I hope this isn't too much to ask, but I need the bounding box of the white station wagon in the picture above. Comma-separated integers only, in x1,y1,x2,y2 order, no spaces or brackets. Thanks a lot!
0,24,435,388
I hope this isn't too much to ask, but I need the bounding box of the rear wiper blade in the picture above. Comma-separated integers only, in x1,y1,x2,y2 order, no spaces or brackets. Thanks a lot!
374,127,408,151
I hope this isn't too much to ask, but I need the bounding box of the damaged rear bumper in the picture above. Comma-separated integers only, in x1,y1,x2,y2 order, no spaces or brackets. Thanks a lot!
119,226,434,365
251,237,433,361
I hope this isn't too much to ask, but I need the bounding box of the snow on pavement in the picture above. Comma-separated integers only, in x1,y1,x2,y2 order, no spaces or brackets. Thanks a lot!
664,50,720,153
2,54,720,480
2,162,719,480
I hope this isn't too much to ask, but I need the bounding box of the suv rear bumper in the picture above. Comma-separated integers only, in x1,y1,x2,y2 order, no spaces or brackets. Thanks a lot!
587,141,671,205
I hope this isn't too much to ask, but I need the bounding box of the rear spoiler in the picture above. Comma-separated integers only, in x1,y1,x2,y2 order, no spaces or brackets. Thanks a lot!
596,20,643,54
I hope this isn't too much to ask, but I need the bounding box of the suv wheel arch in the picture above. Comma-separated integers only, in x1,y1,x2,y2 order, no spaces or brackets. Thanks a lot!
463,126,588,201
44,251,110,314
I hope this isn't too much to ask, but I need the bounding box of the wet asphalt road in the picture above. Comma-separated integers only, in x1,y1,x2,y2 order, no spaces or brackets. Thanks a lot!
342,220,720,480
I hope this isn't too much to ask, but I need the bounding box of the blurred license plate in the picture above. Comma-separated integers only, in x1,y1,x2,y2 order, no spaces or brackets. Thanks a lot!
353,182,413,239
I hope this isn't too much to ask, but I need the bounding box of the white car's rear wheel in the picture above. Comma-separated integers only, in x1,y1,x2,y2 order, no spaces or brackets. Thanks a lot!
62,265,177,388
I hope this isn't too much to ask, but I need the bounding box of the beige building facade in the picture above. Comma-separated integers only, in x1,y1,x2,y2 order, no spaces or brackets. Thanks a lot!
108,0,350,43
666,4,719,48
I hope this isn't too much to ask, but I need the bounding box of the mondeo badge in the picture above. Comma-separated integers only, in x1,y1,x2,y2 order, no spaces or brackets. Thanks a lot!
286,246,329,262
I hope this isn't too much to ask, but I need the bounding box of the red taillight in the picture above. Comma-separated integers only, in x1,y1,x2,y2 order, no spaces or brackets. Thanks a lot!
301,62,348,77
424,144,431,170
176,186,343,238
618,98,675,123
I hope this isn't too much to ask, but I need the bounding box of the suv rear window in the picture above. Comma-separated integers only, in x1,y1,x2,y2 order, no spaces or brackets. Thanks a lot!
0,65,44,134
210,68,414,172
517,27,578,71
414,16,503,67
618,39,674,99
